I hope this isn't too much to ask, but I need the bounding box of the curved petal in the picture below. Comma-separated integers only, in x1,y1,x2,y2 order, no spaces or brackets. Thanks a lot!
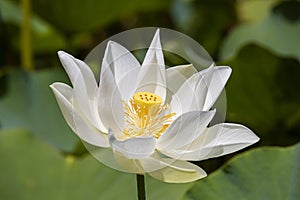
170,65,231,115
108,130,156,159
135,30,166,101
142,29,164,67
169,64,213,115
112,150,144,173
50,82,109,147
98,65,124,138
165,123,259,161
116,67,141,102
82,142,146,174
194,64,214,111
57,51,105,132
57,51,97,102
157,110,215,152
50,82,73,100
135,64,166,102
102,41,141,101
202,66,232,111
165,64,197,103
142,156,206,183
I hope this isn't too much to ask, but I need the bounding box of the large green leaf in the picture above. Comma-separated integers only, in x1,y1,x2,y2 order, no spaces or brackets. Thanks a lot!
220,1,300,61
184,142,300,200
222,45,300,145
0,129,193,200
32,0,170,33
0,70,79,151
224,45,279,133
236,0,280,23
171,0,236,55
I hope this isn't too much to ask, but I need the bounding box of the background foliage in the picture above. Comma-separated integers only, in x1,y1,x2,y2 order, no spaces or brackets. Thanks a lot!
0,0,299,199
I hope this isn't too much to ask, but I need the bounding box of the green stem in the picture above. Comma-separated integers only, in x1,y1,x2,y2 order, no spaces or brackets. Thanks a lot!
21,0,33,70
136,174,146,200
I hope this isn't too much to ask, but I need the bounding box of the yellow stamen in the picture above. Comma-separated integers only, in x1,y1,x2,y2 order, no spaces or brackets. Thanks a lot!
123,92,175,138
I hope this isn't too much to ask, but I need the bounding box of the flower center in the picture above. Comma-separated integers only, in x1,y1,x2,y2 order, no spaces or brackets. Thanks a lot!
123,92,175,138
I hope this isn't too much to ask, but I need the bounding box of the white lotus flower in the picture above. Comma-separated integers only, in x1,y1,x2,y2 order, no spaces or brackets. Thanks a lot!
50,30,259,183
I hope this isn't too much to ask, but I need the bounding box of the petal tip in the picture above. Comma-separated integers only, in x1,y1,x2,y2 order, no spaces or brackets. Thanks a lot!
218,65,232,75
224,66,232,74
152,29,161,45
57,50,69,58
57,50,64,55
57,51,73,62
107,40,115,47
253,135,260,143
154,28,160,36
49,83,58,91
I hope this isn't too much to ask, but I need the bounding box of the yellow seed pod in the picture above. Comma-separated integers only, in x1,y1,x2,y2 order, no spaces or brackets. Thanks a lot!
133,92,162,108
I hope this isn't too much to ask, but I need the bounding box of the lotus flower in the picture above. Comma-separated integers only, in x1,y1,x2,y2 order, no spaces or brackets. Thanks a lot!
50,30,259,183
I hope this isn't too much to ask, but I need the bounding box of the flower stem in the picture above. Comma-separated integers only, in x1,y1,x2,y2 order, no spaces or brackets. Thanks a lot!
136,174,146,200
21,0,33,71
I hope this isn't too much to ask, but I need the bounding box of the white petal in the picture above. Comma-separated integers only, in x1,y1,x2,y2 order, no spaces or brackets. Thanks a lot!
98,66,124,138
102,41,141,101
50,83,109,147
111,150,144,173
202,66,232,111
58,51,97,100
108,131,156,159
58,51,82,87
135,30,166,100
168,123,259,161
142,29,164,67
157,110,215,152
194,64,214,111
135,64,166,101
50,82,73,100
200,123,259,159
141,155,206,183
116,67,141,102
57,51,104,131
169,64,213,115
162,128,216,161
165,64,197,103
82,142,146,173
170,65,231,115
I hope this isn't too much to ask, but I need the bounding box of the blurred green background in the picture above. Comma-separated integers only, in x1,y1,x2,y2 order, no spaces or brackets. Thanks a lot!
0,0,299,199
